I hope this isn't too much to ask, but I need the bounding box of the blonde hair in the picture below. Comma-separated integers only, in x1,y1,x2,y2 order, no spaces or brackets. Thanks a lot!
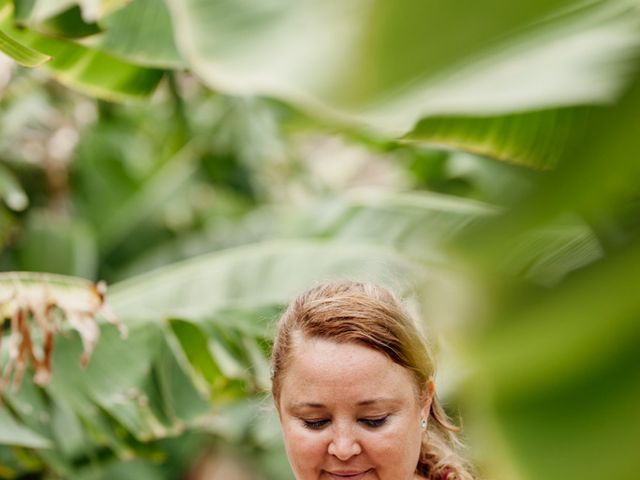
271,281,474,480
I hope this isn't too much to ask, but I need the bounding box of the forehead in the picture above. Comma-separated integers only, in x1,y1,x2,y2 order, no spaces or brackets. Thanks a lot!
280,335,418,407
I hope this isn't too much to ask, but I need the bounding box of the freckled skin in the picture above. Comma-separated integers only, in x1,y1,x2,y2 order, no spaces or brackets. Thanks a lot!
278,337,430,480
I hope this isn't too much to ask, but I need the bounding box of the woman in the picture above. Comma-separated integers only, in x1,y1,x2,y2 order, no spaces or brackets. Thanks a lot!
271,281,474,480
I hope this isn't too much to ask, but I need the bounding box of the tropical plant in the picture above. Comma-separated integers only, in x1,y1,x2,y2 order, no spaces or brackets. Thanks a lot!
1,1,639,479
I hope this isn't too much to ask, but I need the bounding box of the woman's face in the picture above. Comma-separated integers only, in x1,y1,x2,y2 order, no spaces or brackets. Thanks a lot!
277,335,430,480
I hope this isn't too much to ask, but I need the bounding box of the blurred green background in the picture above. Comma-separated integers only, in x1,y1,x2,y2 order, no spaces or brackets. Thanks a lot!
1,0,639,479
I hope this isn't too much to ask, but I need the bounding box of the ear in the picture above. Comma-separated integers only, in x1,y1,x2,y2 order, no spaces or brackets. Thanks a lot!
420,377,435,421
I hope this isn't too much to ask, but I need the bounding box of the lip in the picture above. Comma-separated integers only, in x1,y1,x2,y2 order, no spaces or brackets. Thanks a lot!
325,469,372,479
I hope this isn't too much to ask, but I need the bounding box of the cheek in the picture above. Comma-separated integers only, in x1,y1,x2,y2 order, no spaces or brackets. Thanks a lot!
368,421,423,472
282,423,327,474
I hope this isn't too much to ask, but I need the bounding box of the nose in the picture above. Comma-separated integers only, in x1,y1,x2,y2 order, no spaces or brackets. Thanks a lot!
327,425,362,460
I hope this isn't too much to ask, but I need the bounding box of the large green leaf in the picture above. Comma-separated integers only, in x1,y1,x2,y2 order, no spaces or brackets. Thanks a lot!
0,28,50,67
16,4,103,39
465,241,640,480
0,2,163,102
1,374,74,475
288,192,601,284
477,244,640,402
457,75,640,480
109,240,429,322
0,409,51,448
87,0,184,69
0,319,217,476
165,0,640,137
105,183,601,292
290,192,495,261
456,74,640,264
402,106,594,170
13,0,130,24
14,0,80,24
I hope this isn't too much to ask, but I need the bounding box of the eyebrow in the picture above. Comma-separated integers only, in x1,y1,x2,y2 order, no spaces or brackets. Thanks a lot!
288,397,400,410
356,397,399,406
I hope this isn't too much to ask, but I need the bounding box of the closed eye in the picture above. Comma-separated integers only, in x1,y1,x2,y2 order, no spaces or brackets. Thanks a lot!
359,416,388,428
303,419,330,430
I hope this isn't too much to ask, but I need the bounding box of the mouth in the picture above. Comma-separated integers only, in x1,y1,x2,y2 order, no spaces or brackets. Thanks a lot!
324,469,372,479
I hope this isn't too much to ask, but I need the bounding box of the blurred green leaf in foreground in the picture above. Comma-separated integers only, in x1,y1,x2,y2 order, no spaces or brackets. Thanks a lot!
1,1,640,479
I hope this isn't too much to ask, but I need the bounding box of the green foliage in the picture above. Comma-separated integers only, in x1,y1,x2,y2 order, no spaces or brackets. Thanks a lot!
1,1,163,102
1,1,640,479
0,29,50,67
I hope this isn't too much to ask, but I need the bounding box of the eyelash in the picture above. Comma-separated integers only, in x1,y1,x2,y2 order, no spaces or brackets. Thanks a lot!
302,416,388,430
303,419,330,430
361,416,388,428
